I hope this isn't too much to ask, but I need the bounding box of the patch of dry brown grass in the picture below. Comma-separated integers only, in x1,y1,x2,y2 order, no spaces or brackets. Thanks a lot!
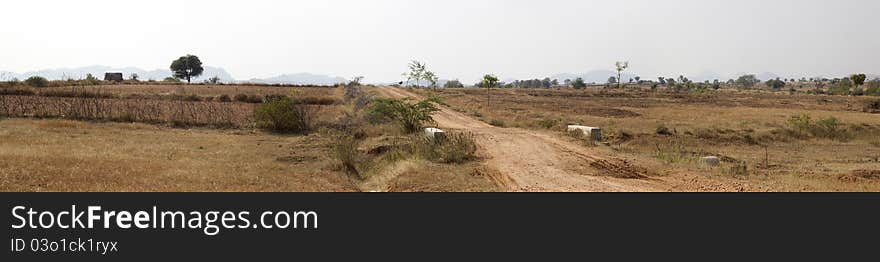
0,118,357,192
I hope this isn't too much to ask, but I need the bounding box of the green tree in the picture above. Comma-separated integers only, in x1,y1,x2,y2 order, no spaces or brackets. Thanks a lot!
444,79,464,88
207,76,222,84
24,76,48,87
170,54,204,83
607,76,617,84
403,60,426,87
482,74,499,108
735,74,760,88
424,71,438,89
766,78,786,90
851,74,867,86
615,61,629,89
572,77,587,89
84,73,101,85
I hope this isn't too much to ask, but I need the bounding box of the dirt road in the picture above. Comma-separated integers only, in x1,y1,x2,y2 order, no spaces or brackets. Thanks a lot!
375,87,665,192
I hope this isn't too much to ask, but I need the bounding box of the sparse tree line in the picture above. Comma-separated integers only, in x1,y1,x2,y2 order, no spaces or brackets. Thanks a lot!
396,60,879,97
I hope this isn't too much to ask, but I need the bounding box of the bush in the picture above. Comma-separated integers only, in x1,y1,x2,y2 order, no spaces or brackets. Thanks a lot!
331,133,365,178
163,77,181,83
828,79,853,95
233,94,263,103
413,132,478,164
234,94,249,102
864,100,880,113
866,80,880,96
489,118,506,127
785,114,851,141
538,118,559,129
443,80,464,88
367,98,439,133
24,76,48,87
656,125,673,136
218,94,232,102
254,97,315,133
84,74,102,85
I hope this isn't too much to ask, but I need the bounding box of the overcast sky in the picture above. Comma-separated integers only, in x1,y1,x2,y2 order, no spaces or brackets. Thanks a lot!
1,0,878,83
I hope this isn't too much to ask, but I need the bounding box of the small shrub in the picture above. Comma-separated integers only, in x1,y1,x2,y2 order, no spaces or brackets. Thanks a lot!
3,77,20,87
234,94,249,102
864,100,880,113
254,97,315,133
343,81,371,110
653,140,691,164
163,77,181,83
413,132,478,164
183,94,203,102
725,161,749,176
489,118,506,127
84,74,102,85
24,76,48,87
331,133,365,179
785,114,851,141
656,125,673,136
218,94,232,102
367,98,439,133
538,118,559,129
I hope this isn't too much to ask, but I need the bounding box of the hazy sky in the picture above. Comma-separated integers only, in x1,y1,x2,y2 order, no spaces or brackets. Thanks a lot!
2,0,878,83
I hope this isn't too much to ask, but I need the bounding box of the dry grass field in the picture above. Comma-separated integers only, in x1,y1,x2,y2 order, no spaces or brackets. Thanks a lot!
3,82,880,192
410,87,880,191
0,84,499,192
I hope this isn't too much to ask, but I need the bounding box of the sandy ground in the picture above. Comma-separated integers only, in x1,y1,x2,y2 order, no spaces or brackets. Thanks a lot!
375,87,666,192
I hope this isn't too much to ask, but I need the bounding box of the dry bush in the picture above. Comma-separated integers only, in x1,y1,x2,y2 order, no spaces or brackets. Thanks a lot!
864,100,880,113
331,132,368,179
489,118,506,127
254,97,316,133
783,114,852,141
412,132,478,164
652,138,694,164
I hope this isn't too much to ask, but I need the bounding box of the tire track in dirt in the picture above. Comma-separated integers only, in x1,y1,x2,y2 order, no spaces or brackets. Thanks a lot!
375,87,664,192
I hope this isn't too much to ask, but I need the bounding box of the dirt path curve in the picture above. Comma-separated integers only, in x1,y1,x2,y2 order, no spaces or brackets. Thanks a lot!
375,87,666,192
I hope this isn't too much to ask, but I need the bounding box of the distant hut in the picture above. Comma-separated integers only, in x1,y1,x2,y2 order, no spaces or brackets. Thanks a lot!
104,72,124,82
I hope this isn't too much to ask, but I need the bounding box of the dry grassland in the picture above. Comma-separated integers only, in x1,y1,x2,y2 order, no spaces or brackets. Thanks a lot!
414,87,880,191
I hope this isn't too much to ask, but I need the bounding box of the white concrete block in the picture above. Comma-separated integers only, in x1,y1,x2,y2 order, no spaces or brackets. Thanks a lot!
701,156,721,166
567,125,602,140
424,128,447,141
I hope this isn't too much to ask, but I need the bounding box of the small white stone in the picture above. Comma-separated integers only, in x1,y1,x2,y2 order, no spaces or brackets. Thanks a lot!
567,125,602,140
424,128,447,141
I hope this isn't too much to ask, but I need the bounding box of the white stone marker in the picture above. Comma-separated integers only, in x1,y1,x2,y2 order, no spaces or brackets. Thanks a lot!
567,125,602,140
424,128,447,141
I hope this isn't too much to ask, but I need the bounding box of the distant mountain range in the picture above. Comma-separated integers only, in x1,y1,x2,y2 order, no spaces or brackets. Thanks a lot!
0,65,235,83
0,66,348,85
243,73,347,85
